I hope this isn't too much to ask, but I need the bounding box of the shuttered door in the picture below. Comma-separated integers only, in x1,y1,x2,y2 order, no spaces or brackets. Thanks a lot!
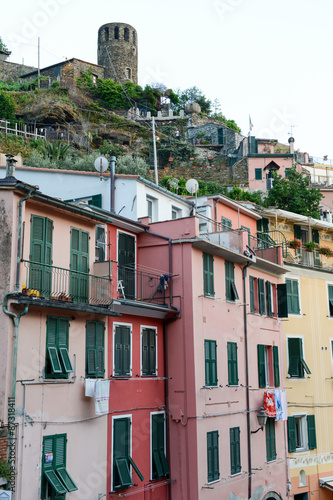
207,430,219,482
114,326,131,377
118,233,135,300
86,321,97,376
227,342,238,385
70,228,89,303
230,427,241,475
30,216,53,294
288,338,302,377
142,328,156,376
113,418,130,490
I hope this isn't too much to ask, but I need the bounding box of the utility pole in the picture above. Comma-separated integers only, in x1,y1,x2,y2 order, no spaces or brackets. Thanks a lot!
152,116,158,185
38,37,40,88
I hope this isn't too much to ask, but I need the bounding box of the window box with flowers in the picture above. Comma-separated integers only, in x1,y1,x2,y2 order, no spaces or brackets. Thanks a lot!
318,246,333,257
289,239,301,250
303,241,317,252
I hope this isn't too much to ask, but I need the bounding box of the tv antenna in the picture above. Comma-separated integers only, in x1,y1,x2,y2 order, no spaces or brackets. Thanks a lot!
186,178,199,212
94,156,109,180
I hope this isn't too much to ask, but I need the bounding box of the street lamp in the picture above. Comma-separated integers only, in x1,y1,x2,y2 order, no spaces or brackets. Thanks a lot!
251,407,267,434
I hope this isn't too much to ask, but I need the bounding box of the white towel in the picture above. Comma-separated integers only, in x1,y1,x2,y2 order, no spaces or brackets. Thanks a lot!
281,390,288,421
85,378,96,397
95,379,110,415
274,389,283,421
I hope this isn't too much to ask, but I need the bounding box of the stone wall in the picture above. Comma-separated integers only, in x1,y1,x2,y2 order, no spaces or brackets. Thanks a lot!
0,61,36,82
154,157,249,187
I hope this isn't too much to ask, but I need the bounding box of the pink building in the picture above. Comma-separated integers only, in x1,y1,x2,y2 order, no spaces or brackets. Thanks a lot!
138,196,289,499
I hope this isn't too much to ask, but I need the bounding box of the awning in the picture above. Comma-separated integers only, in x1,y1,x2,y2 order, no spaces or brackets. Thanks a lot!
319,476,333,491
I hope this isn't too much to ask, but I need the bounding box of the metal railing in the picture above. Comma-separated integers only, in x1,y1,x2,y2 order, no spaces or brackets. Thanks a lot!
0,119,46,140
22,261,112,306
257,230,288,257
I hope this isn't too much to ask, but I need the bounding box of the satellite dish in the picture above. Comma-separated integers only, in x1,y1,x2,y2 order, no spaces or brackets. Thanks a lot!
94,156,109,173
186,178,199,194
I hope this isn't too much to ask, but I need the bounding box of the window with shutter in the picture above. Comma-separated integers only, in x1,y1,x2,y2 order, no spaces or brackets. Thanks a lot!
86,321,105,378
258,279,266,315
46,317,72,379
42,434,77,500
30,215,53,296
287,416,296,452
273,346,280,387
203,252,214,297
207,430,219,483
114,325,131,377
113,417,143,490
141,327,157,376
227,342,238,386
257,344,266,388
221,217,232,231
265,418,276,462
328,285,333,317
70,227,89,303
230,427,241,475
225,261,238,301
249,276,256,313
151,413,169,480
204,340,217,386
288,414,316,452
255,168,262,180
266,281,273,317
277,283,288,318
286,279,300,314
288,337,310,378
307,415,317,450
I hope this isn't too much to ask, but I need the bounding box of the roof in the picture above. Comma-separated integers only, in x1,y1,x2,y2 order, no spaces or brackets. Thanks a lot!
257,206,333,230
20,57,104,78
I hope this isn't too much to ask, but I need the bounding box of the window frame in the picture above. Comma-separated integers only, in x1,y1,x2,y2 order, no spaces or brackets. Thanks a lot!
171,206,182,220
141,326,157,377
207,430,220,483
204,340,217,387
221,216,232,231
327,283,333,318
203,252,215,298
258,344,280,388
151,411,169,481
255,168,262,180
113,323,132,377
287,336,311,379
286,278,301,315
225,260,238,302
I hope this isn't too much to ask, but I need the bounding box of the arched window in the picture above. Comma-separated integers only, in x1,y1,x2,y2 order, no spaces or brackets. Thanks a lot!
114,26,119,40
124,27,129,41
132,31,136,44
125,68,132,80
299,470,306,487
103,27,109,42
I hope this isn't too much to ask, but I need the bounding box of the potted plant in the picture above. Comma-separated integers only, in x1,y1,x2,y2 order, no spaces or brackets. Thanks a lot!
303,241,317,252
318,246,333,257
288,239,301,250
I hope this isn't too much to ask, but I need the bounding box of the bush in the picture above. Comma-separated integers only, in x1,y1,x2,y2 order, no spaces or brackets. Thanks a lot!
116,154,152,180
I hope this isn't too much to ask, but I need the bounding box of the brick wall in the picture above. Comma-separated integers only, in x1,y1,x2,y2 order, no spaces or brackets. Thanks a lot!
0,430,8,461
0,61,36,82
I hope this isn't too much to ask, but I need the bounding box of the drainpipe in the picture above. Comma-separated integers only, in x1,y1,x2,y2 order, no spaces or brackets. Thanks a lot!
242,261,253,500
110,156,116,214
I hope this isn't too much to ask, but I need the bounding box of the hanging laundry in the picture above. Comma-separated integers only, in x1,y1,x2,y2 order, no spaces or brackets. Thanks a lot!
280,390,288,421
274,389,283,421
264,391,276,418
84,378,96,397
157,274,169,292
95,379,110,415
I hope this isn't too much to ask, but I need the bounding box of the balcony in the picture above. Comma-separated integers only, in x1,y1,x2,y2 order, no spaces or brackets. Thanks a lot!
22,260,174,309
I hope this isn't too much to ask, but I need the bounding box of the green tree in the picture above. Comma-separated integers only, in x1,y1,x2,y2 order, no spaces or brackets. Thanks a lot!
116,154,152,180
263,167,323,218
0,37,9,52
0,92,16,120
172,86,212,114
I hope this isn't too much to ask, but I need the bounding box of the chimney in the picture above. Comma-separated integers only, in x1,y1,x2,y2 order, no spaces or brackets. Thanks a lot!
288,136,295,154
5,154,17,178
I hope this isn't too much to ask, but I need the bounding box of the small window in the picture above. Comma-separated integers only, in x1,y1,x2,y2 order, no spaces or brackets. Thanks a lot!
124,27,129,41
221,216,232,231
171,206,182,220
286,278,300,314
225,261,238,302
45,317,73,379
146,196,157,221
227,342,238,386
203,252,214,297
114,324,131,377
255,168,262,180
141,327,157,376
230,427,241,475
86,321,105,378
266,418,276,462
103,26,109,41
151,413,169,480
92,74,97,85
288,337,311,378
114,26,119,39
205,340,217,386
287,414,316,452
95,225,106,262
207,431,219,483
132,31,136,44
125,67,132,79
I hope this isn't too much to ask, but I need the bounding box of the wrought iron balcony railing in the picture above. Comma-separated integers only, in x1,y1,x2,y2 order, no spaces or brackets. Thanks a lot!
22,260,112,306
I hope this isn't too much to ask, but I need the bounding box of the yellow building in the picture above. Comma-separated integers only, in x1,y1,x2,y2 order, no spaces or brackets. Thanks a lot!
256,208,333,500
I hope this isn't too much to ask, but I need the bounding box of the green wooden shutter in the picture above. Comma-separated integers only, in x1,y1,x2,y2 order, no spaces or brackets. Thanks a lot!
262,218,269,233
312,229,319,244
328,286,333,317
55,435,66,468
249,276,255,313
266,281,273,317
58,318,72,373
225,261,235,301
142,328,149,376
114,326,131,377
273,346,280,387
113,418,131,490
152,413,168,479
294,225,302,240
257,344,266,388
258,279,266,315
203,253,214,297
230,427,241,475
255,168,262,180
142,328,156,376
227,342,238,386
218,128,224,145
45,470,67,495
96,322,105,378
207,431,219,482
277,284,288,318
288,338,302,377
205,340,217,386
287,416,296,452
86,321,97,376
266,418,276,461
56,468,78,492
148,329,156,376
307,415,317,450
46,317,62,375
91,194,102,208
70,228,89,303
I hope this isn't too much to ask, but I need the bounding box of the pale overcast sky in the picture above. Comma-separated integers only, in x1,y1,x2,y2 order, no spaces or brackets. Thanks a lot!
2,0,333,159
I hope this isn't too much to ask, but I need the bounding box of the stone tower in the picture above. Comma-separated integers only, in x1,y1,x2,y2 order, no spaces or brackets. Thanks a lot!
97,23,138,85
